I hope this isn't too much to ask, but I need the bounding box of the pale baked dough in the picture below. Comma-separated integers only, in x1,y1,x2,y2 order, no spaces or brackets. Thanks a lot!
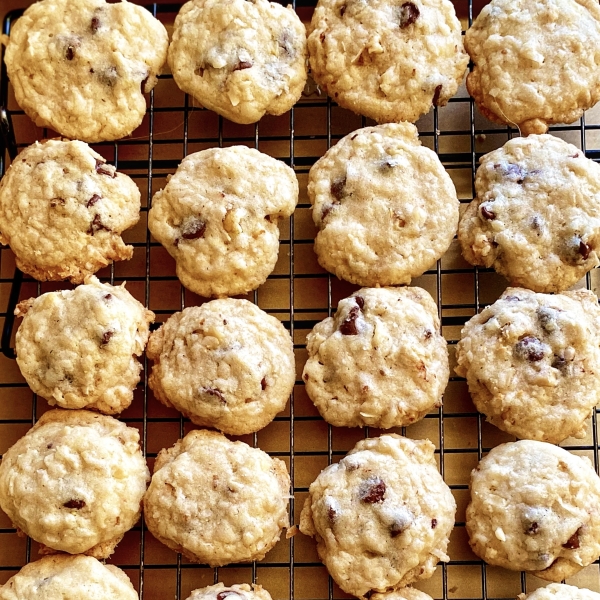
185,583,273,600
519,584,600,600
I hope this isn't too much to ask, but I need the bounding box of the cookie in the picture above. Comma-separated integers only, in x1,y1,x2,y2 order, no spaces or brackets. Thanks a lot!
307,0,468,123
15,276,154,415
371,589,435,600
466,440,600,581
4,0,168,142
148,145,298,298
465,0,600,135
0,555,138,600
0,139,140,283
309,123,459,286
168,0,307,124
0,409,149,558
299,434,455,598
458,134,600,292
455,288,600,444
302,287,448,429
185,583,273,600
143,429,290,566
519,584,600,600
147,299,295,436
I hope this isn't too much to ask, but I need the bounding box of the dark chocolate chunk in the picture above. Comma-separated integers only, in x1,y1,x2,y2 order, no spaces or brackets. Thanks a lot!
88,214,109,235
181,218,206,240
95,159,116,178
233,60,253,71
358,477,386,503
101,330,114,345
63,499,86,509
261,377,267,390
431,518,437,529
103,293,112,301
321,204,335,221
579,240,592,260
327,505,338,522
515,336,546,362
432,84,443,107
399,2,420,27
66,45,76,60
481,205,496,220
330,176,346,201
91,16,101,32
552,356,568,371
355,296,364,309
563,529,582,549
216,592,242,600
86,194,102,208
526,522,540,535
538,307,559,332
424,330,433,340
204,388,226,403
339,306,360,335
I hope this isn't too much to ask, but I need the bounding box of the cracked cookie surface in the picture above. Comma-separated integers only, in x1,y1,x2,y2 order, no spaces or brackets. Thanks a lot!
4,0,168,142
303,287,448,429
466,440,600,581
299,434,455,598
0,139,140,283
168,0,307,124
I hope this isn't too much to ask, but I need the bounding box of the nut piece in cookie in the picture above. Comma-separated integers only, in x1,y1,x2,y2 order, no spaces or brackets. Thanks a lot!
466,440,600,581
455,288,600,444
185,582,274,600
4,0,168,142
518,583,600,600
458,134,600,292
465,0,600,135
146,299,295,436
148,146,298,297
143,429,290,566
299,434,455,598
309,123,459,286
307,0,468,123
303,287,448,429
0,409,150,558
0,139,140,283
14,276,154,415
168,0,307,124
0,555,139,600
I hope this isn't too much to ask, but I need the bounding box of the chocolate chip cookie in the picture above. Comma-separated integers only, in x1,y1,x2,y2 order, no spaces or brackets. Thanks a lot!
455,288,600,444
303,287,448,429
15,276,154,415
465,0,600,134
519,584,600,600
466,440,600,581
0,139,140,283
185,583,273,600
307,0,468,123
147,299,295,436
371,589,435,600
143,429,290,566
168,0,307,124
458,134,600,292
4,0,168,142
0,409,149,558
309,123,459,286
299,434,455,599
148,145,298,297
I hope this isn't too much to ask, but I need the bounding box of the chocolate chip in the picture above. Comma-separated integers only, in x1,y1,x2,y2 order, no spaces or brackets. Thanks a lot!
321,204,335,221
340,4,346,16
355,296,364,309
86,194,101,208
261,377,267,390
63,499,85,509
424,330,433,340
358,477,386,503
181,218,206,240
505,163,525,182
47,443,53,449
91,16,100,32
432,84,443,107
563,528,582,549
101,330,114,345
103,293,112,301
339,306,360,336
481,205,496,220
579,240,592,260
431,518,437,529
327,506,338,522
66,46,75,60
204,388,225,403
552,356,568,371
399,2,420,27
538,307,559,332
216,592,242,600
330,176,346,201
95,159,116,178
515,336,546,362
526,522,540,535
88,214,108,235
233,60,253,71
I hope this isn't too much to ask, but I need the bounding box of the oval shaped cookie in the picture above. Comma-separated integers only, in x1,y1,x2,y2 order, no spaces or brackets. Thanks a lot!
185,583,273,600
466,440,600,581
455,288,600,444
143,429,290,566
465,0,600,134
519,584,600,600
4,0,168,142
147,299,295,436
148,146,298,298
0,409,150,557
169,0,307,124
307,0,468,123
303,287,448,429
458,134,600,292
309,123,459,286
15,276,154,414
0,555,139,600
299,434,456,598
0,139,140,283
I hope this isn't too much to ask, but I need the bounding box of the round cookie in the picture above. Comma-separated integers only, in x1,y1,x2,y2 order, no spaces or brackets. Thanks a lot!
185,583,273,600
0,139,140,283
146,299,295,436
148,146,298,298
309,123,459,286
0,409,149,558
458,134,600,292
519,584,600,600
455,288,600,444
371,589,435,600
466,440,600,581
299,434,456,598
15,276,154,415
143,429,290,566
4,0,168,142
168,0,307,124
465,0,600,135
0,555,138,600
302,287,448,429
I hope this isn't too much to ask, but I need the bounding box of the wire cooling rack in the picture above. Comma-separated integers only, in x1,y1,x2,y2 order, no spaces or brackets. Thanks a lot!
2,1,600,598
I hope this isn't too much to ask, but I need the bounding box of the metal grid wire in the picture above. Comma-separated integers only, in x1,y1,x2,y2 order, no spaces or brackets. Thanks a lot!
1,1,600,598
